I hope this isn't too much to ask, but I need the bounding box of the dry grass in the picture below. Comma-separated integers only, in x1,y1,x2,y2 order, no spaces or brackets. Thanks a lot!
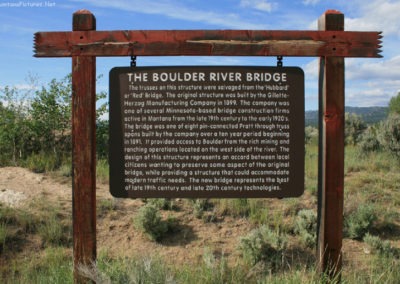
0,144,399,283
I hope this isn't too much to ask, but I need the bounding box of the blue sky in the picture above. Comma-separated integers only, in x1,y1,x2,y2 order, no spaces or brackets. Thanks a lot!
0,0,399,110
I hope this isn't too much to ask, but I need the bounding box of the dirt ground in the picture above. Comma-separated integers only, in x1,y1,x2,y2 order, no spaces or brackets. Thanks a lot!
1,166,380,275
0,167,255,266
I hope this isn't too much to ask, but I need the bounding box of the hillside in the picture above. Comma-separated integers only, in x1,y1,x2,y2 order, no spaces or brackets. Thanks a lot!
1,143,400,282
305,106,388,127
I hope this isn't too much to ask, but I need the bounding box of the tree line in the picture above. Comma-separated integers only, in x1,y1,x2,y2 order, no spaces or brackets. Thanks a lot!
343,93,400,158
0,75,108,171
304,92,400,159
1,75,399,172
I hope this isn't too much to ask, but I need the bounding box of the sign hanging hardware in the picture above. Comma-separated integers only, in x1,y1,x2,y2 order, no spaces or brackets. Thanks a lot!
130,55,137,67
277,56,283,67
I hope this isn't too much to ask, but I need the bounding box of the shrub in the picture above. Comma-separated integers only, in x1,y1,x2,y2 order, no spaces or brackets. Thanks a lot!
345,204,377,239
345,113,367,145
388,92,400,115
363,233,398,258
23,152,60,173
359,125,381,154
191,199,212,219
377,114,400,158
294,209,317,248
147,198,177,211
239,225,287,269
134,204,177,242
305,126,318,145
96,119,109,160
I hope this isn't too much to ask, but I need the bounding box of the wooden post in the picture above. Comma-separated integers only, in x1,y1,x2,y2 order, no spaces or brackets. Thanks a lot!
317,10,345,280
72,10,97,283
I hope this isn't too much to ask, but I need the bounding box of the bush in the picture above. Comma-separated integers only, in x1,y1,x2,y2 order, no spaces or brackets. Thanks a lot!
147,198,177,211
23,152,61,173
96,120,109,160
294,209,317,248
377,114,400,158
359,125,381,154
192,199,208,219
305,126,318,145
363,233,398,258
345,113,367,145
388,92,400,115
345,204,377,239
134,204,177,242
0,76,109,169
239,225,287,268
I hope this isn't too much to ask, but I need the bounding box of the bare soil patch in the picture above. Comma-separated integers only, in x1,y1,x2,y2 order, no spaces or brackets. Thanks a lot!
0,167,255,267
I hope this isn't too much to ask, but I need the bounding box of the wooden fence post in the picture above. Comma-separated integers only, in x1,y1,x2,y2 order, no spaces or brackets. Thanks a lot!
317,10,345,280
72,10,97,283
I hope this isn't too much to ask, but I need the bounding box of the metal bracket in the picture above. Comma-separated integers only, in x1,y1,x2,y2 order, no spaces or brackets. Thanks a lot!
277,56,283,67
130,55,137,67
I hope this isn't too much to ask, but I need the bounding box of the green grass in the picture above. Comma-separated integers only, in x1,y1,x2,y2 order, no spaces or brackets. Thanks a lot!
1,143,400,283
214,198,250,217
97,198,118,217
0,222,8,252
37,212,66,246
0,204,37,255
96,159,109,183
22,152,63,173
304,144,318,195
5,247,73,284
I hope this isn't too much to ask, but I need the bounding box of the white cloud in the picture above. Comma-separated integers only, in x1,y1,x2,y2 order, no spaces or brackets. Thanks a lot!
347,71,397,107
346,81,397,107
302,58,319,80
300,56,399,107
301,0,400,107
71,0,267,29
240,0,276,12
346,56,400,81
346,0,400,36
0,23,37,34
302,0,319,6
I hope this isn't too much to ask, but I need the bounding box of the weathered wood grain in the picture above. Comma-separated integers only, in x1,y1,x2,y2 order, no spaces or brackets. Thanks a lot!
317,10,345,280
34,29,382,57
71,9,96,284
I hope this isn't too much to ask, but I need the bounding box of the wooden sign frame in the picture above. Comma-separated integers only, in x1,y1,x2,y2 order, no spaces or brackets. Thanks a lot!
34,9,382,283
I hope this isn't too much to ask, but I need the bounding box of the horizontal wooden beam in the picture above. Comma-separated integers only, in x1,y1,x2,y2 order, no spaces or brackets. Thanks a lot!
34,30,382,58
